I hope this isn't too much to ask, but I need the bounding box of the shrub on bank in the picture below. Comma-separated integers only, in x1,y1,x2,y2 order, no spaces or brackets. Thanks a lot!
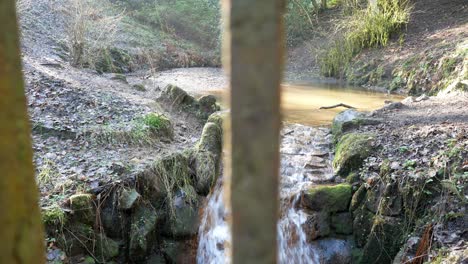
320,0,411,77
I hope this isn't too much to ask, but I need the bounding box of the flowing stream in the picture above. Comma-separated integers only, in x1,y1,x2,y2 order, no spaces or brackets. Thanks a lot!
196,82,402,263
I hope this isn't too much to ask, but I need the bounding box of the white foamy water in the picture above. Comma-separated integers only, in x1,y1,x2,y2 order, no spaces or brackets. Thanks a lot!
197,124,333,263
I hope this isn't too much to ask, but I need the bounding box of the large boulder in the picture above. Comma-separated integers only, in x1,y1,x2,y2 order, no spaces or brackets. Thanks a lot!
300,184,352,213
333,133,376,177
161,84,194,106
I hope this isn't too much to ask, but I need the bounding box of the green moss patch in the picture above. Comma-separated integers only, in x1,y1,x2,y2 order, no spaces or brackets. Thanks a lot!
300,183,352,212
333,133,376,176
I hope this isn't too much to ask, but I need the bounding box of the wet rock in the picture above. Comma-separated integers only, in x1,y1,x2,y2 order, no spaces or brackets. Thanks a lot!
360,216,404,264
333,133,376,177
118,188,140,210
129,204,158,261
301,184,352,213
312,238,353,264
310,151,329,157
69,193,95,225
331,212,353,235
302,212,331,241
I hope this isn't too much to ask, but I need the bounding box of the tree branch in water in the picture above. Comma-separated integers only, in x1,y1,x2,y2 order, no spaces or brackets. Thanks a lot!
319,103,356,109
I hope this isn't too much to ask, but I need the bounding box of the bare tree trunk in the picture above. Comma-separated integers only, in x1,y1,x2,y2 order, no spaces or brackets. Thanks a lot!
0,1,45,263
222,0,284,263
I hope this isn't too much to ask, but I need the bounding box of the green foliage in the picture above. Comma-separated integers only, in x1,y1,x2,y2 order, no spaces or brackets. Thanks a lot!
122,0,221,51
142,113,170,131
91,113,174,145
284,0,316,46
42,204,67,227
320,0,412,77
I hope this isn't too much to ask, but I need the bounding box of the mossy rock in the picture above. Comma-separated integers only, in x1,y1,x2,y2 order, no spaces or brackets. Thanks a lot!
331,212,353,235
57,222,95,256
111,73,128,83
69,193,95,225
350,185,367,211
359,216,404,264
331,110,364,141
300,184,352,212
118,188,141,210
42,204,67,229
193,150,219,195
198,95,220,115
133,84,146,91
352,205,375,248
95,234,120,262
346,172,360,184
162,84,191,105
206,111,228,128
142,113,174,140
95,48,132,74
333,133,376,177
197,122,222,156
129,203,158,261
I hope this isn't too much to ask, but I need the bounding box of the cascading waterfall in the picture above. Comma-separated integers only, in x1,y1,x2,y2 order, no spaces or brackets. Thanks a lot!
197,124,334,263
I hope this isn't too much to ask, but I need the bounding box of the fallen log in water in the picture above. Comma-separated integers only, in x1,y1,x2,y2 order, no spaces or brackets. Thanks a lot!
319,103,356,109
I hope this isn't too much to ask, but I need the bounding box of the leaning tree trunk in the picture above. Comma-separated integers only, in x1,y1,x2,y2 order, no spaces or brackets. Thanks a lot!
223,0,284,263
0,1,45,263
